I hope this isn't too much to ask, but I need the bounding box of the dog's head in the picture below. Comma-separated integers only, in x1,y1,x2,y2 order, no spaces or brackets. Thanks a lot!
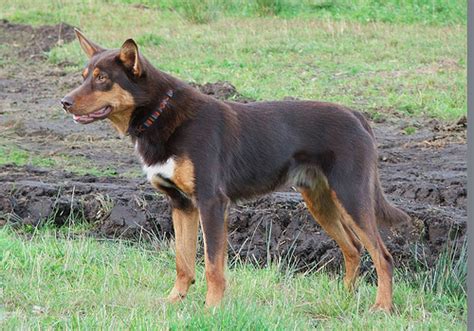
61,30,146,132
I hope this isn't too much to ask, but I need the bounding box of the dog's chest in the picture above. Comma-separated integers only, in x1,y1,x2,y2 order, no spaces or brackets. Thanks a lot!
135,142,195,195
142,158,176,182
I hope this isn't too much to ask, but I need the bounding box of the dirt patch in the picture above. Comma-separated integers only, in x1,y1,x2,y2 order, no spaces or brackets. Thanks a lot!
0,19,76,59
0,20,467,274
189,81,254,103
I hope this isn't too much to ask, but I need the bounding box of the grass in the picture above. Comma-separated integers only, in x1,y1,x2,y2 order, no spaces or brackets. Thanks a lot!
0,144,119,177
0,1,467,329
0,0,467,120
0,225,466,329
0,146,56,169
111,0,466,25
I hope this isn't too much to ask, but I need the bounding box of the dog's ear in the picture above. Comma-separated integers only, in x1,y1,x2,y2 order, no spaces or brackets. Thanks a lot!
74,28,104,58
119,39,142,77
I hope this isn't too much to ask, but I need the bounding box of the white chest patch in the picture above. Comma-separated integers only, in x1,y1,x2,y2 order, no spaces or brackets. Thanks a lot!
142,158,176,182
135,141,176,183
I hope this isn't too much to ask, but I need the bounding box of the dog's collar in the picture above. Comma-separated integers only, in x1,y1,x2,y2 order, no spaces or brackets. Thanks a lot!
137,89,173,133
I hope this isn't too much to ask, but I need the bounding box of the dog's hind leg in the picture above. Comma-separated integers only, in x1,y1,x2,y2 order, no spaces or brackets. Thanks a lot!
168,207,200,303
300,187,363,291
332,191,394,312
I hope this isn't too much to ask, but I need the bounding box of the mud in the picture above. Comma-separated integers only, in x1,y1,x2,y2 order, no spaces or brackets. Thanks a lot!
189,81,254,103
0,19,76,59
0,20,467,273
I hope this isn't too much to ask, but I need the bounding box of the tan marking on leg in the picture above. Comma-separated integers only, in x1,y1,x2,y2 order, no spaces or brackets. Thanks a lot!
168,208,199,303
172,157,195,195
300,188,361,291
340,222,363,290
331,192,393,313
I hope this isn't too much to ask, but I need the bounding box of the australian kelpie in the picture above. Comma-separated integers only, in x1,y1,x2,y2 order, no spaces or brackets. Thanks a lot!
61,29,409,312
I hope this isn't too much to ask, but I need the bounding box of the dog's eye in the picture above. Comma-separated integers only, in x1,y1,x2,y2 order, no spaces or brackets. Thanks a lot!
96,74,107,82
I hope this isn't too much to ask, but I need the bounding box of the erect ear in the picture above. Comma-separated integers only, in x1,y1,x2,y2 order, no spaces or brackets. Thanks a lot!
74,28,104,58
119,39,142,77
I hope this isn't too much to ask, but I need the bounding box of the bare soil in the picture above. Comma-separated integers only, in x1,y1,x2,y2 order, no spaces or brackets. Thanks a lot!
0,20,467,272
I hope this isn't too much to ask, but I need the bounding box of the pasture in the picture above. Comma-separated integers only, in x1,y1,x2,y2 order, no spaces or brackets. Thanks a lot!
0,0,467,329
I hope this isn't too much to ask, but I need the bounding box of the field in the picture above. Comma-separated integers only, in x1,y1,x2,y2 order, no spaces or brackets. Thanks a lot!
0,0,467,329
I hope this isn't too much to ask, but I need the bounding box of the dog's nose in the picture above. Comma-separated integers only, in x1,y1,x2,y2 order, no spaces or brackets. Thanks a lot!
61,96,74,112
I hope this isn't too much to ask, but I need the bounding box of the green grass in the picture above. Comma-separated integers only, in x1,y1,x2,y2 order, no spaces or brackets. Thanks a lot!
0,144,118,177
0,3,467,327
0,225,466,329
1,0,467,120
0,146,56,168
5,0,465,25
111,0,466,25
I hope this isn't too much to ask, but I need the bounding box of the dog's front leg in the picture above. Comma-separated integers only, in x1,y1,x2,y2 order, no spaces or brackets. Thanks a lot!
199,193,229,308
168,207,199,303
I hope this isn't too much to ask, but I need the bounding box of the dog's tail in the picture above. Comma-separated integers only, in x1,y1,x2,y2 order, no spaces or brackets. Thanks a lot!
352,110,410,227
373,173,410,227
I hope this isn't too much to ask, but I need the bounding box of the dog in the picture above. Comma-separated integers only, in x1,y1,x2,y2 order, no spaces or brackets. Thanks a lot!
61,29,409,312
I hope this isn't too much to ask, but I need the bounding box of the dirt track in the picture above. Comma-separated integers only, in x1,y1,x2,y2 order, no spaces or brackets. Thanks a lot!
0,20,467,272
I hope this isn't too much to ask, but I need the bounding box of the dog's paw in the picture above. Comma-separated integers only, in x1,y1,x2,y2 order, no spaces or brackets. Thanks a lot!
167,288,186,303
370,302,393,314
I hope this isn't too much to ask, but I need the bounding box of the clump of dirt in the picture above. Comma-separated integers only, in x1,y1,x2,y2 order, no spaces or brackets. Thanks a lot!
0,19,75,59
190,81,254,103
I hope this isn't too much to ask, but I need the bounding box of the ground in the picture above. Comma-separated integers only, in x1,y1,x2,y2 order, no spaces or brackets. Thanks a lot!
0,2,467,329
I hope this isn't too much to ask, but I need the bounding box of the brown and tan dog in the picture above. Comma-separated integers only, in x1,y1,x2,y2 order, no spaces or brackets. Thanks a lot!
62,30,409,312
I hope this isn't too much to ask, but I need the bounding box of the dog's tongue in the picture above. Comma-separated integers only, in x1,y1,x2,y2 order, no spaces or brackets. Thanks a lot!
90,107,111,118
73,114,96,124
73,106,111,124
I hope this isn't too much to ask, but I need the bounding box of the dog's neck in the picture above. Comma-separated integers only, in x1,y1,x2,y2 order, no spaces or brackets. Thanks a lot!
135,89,174,134
106,86,177,137
127,70,209,165
106,65,195,135
108,110,133,135
127,84,199,138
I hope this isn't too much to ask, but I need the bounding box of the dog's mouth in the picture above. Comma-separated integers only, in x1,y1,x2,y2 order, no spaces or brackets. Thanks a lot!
73,106,112,124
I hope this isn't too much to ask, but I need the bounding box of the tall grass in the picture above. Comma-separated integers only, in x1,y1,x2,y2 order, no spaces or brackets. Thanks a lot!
404,237,467,301
176,0,219,24
110,0,466,25
254,0,283,16
428,239,467,300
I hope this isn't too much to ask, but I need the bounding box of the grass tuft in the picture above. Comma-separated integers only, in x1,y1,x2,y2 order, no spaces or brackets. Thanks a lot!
177,0,219,24
136,33,165,46
254,0,283,16
404,237,467,301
